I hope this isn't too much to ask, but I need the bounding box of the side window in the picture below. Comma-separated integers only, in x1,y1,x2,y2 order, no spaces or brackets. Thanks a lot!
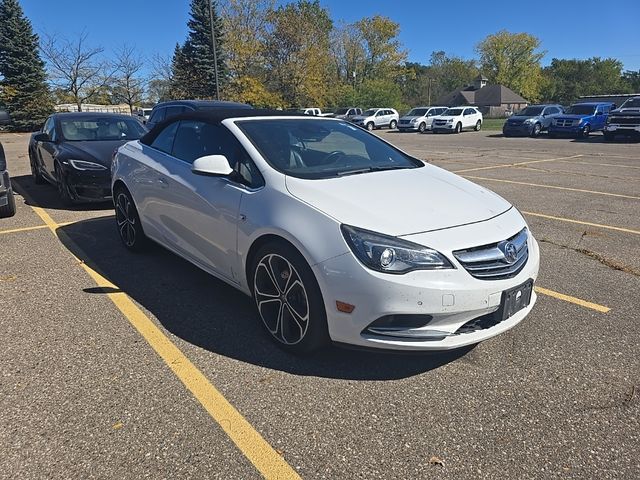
148,107,165,125
375,110,383,116
463,108,471,116
172,120,208,163
150,121,179,154
165,106,184,120
43,117,55,137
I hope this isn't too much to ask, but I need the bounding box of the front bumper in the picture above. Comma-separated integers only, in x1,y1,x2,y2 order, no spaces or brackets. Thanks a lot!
64,168,112,202
432,123,455,132
605,124,640,135
548,124,586,136
313,208,540,351
503,123,535,136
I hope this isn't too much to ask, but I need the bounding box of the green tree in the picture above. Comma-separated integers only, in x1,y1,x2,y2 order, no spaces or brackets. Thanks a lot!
355,16,407,83
623,70,640,92
265,0,333,107
476,30,545,102
0,0,53,130
426,51,479,103
172,0,226,99
542,58,630,104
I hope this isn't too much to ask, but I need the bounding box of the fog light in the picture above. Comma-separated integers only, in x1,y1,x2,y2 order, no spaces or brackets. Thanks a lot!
380,248,396,268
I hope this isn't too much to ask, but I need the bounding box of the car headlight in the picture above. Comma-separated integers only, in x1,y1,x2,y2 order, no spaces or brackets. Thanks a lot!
409,118,417,124
606,117,611,124
523,118,534,124
446,119,453,123
341,225,454,274
576,118,584,124
68,159,108,171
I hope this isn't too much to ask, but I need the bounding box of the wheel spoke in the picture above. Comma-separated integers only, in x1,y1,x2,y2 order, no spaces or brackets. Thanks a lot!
282,304,304,343
255,262,280,298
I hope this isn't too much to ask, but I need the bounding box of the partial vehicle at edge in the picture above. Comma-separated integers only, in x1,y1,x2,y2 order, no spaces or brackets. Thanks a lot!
604,96,640,141
0,109,16,218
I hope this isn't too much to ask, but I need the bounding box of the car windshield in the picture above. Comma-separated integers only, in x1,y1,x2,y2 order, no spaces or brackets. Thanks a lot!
518,106,544,116
620,98,640,108
335,108,349,115
406,108,428,116
362,109,377,116
237,119,422,180
60,117,146,141
442,108,463,116
566,105,596,115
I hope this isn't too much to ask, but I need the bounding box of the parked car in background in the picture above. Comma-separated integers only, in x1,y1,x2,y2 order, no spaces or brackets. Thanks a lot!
0,110,16,218
332,107,363,122
292,108,334,117
136,108,153,124
398,106,448,133
548,102,614,138
604,96,640,141
28,112,147,205
502,104,564,137
352,108,399,131
432,107,483,134
146,100,252,130
112,109,539,353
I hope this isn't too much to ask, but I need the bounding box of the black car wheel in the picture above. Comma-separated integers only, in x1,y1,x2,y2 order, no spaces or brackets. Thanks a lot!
581,125,590,138
389,119,397,130
29,152,45,184
55,164,74,206
250,241,329,354
474,120,482,131
418,122,426,133
0,188,16,218
366,122,374,131
455,122,462,134
114,187,148,252
603,132,615,142
531,123,542,137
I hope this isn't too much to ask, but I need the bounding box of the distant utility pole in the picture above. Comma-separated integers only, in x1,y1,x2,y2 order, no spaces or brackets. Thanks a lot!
208,1,220,100
428,78,435,106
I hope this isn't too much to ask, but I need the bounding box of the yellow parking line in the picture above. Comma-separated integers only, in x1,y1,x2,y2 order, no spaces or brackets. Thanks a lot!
556,159,640,170
452,155,583,173
25,200,300,479
464,175,640,200
522,211,640,235
535,286,610,313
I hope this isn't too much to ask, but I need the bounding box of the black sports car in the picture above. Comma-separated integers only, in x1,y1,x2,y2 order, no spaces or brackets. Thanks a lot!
29,112,146,204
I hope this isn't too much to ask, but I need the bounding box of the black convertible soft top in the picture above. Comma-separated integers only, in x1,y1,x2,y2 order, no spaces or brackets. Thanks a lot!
140,108,305,146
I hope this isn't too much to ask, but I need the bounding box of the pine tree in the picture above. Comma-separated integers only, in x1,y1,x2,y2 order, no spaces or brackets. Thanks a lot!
0,0,53,131
171,0,226,99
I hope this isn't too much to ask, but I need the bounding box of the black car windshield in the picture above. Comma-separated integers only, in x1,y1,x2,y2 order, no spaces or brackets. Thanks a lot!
407,108,428,116
442,108,463,116
236,119,422,179
362,109,377,116
620,98,640,108
518,106,544,116
566,105,596,115
60,117,146,141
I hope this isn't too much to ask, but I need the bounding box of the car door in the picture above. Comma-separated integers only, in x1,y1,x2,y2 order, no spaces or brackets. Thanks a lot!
462,109,474,128
595,105,608,130
542,107,558,129
152,120,245,281
374,110,385,127
37,116,58,180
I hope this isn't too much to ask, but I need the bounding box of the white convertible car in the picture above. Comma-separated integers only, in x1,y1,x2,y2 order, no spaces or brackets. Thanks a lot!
112,110,539,353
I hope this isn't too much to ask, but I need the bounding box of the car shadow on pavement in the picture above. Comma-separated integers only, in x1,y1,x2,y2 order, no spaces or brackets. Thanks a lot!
11,175,113,212
56,216,470,380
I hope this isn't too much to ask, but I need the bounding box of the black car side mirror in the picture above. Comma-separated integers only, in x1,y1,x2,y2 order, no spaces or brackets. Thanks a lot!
33,132,51,142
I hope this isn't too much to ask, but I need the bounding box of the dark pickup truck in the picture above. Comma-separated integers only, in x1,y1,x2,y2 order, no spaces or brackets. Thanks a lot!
604,96,640,141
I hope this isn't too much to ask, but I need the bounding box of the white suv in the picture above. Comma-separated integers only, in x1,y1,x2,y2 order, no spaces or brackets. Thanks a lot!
432,107,483,133
398,106,448,133
352,108,400,131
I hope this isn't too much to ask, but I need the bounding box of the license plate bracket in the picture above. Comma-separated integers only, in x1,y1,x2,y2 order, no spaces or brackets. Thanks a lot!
500,279,533,321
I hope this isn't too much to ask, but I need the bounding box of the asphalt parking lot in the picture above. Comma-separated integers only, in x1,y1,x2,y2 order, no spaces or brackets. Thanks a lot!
1,129,638,479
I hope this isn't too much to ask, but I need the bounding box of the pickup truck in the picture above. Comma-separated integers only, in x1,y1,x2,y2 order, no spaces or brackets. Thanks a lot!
548,102,614,138
604,96,640,141
292,108,334,117
0,109,16,218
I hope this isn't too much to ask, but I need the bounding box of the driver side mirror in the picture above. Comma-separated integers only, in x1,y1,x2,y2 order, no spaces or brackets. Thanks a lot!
192,155,233,177
33,132,51,142
596,111,603,116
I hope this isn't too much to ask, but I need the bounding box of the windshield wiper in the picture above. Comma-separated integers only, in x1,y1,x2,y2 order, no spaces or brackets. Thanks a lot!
336,165,411,177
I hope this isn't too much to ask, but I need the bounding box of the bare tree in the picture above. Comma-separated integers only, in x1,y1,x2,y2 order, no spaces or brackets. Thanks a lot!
146,52,173,103
112,44,145,114
41,31,115,111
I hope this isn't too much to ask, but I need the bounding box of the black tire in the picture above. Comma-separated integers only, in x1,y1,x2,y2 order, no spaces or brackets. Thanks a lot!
581,125,590,138
55,164,74,206
29,152,46,184
455,122,462,134
114,186,148,252
474,120,482,131
603,132,615,142
0,188,16,218
366,122,374,131
389,119,397,130
530,123,542,137
250,241,329,354
418,122,426,133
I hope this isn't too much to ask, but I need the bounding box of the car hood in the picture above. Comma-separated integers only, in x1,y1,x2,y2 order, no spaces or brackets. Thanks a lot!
611,109,640,116
508,115,539,121
61,140,132,166
435,115,461,120
285,164,511,236
400,115,424,121
555,114,592,121
352,116,373,122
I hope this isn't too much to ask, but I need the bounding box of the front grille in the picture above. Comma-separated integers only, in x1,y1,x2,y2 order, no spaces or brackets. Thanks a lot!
400,119,410,124
555,119,574,127
434,119,448,126
507,119,524,126
610,116,640,126
453,228,529,280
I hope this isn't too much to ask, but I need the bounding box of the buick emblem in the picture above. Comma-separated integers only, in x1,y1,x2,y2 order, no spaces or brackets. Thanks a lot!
502,242,518,264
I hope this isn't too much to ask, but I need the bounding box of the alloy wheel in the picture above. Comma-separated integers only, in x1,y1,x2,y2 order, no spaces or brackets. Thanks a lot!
115,192,137,247
253,253,310,345
532,123,541,137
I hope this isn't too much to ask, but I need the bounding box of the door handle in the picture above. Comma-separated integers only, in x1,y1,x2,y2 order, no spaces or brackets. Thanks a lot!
158,176,169,187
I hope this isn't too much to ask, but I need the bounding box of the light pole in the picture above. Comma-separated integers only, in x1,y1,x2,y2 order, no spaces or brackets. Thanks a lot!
208,0,220,100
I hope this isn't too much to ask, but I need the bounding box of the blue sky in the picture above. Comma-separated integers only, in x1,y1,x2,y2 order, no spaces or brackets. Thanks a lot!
20,0,640,71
